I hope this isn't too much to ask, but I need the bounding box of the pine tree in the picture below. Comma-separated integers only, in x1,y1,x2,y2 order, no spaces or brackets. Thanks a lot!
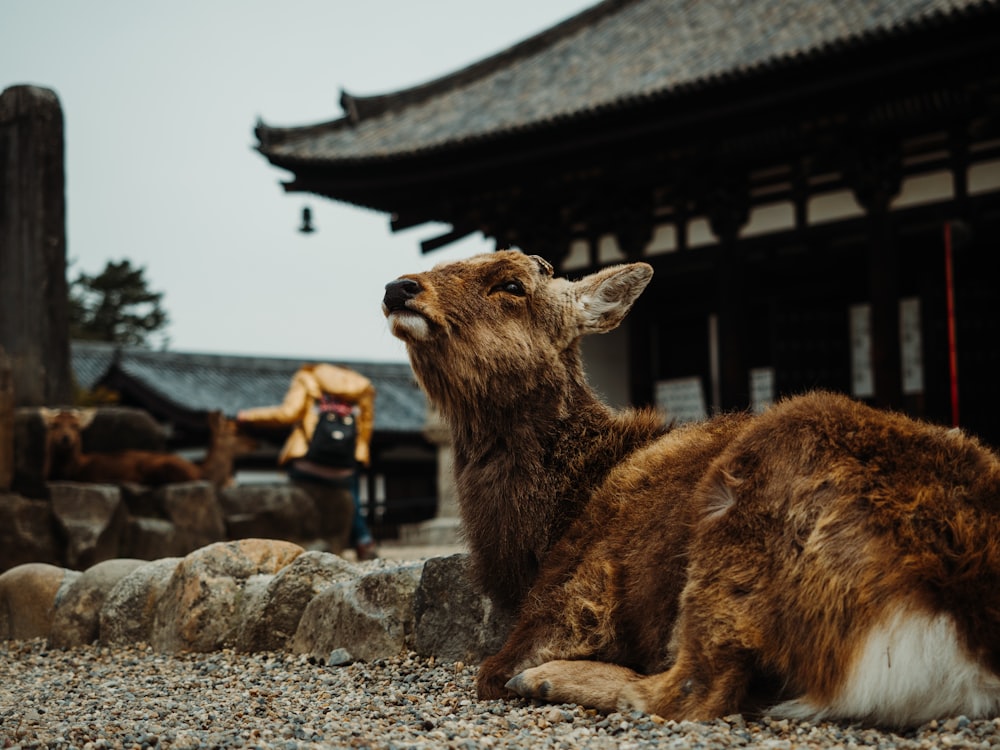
69,260,170,348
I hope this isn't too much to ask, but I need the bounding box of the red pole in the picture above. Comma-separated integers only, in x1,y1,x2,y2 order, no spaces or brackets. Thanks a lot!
944,221,960,427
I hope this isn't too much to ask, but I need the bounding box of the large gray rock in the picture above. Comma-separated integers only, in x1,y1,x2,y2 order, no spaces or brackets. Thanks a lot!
219,484,320,543
0,492,62,572
1,545,515,669
156,481,226,550
291,561,424,663
100,557,181,646
118,482,163,519
151,538,304,652
0,562,79,641
48,558,146,648
49,482,126,568
234,550,358,653
413,553,516,663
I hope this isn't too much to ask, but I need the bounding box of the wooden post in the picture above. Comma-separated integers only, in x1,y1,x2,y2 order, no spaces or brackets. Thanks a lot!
708,177,750,411
846,136,903,409
0,85,73,407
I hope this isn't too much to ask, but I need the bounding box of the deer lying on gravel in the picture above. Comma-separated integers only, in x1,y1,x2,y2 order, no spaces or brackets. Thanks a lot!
43,408,251,488
383,250,1000,727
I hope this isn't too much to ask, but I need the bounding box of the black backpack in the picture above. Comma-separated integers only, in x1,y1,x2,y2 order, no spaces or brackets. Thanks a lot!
304,396,357,468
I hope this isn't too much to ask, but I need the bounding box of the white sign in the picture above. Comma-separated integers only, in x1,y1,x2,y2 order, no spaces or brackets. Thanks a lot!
849,304,875,398
655,377,707,424
849,300,924,398
749,367,775,413
900,297,924,395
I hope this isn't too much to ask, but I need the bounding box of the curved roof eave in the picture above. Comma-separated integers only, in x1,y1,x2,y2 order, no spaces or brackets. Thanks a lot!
256,0,1000,170
338,0,638,123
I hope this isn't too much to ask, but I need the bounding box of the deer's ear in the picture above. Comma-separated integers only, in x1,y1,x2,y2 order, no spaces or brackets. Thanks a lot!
77,408,98,429
529,255,554,277
574,263,653,334
39,407,60,425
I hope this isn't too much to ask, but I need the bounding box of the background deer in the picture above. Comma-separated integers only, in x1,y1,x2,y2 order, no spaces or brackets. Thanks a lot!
43,408,251,488
198,410,257,489
383,250,1000,727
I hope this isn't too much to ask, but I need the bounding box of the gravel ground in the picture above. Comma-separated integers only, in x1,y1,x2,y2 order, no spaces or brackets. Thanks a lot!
3,639,1000,750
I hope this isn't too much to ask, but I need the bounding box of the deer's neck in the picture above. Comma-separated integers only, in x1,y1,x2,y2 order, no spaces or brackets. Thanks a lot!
446,381,663,610
199,443,231,487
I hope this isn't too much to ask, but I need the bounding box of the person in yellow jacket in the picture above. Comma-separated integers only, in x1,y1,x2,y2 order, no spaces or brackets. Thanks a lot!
237,363,378,560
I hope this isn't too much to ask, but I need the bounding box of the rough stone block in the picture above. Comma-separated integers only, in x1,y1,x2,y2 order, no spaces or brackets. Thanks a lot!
413,553,516,663
0,492,62,572
49,481,125,569
48,558,146,648
234,550,358,653
291,560,424,662
99,557,181,647
151,538,303,652
0,562,79,641
157,481,226,549
219,484,320,542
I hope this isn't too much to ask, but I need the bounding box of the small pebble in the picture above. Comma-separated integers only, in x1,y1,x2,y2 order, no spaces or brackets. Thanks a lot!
326,647,354,666
1,639,998,749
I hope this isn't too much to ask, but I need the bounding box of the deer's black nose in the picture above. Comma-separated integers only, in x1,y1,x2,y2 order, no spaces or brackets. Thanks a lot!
383,278,421,312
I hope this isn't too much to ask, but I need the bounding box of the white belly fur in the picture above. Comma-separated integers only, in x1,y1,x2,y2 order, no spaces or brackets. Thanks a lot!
769,606,1000,726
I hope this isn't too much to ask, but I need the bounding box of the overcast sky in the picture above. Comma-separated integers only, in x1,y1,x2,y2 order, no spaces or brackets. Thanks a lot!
1,0,592,362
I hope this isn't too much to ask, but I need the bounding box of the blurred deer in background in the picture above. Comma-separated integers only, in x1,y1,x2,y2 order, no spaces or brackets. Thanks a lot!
197,410,257,489
43,408,202,486
42,408,254,488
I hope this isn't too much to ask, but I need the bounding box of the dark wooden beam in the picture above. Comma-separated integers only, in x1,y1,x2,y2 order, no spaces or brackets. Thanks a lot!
420,227,474,254
390,212,431,233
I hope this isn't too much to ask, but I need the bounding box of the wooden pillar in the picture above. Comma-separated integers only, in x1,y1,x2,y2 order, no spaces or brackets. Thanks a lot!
867,214,902,409
613,190,654,261
708,179,750,411
0,85,73,407
847,138,903,409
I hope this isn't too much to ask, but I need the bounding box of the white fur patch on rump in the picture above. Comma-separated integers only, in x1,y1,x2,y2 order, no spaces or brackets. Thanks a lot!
769,606,1000,726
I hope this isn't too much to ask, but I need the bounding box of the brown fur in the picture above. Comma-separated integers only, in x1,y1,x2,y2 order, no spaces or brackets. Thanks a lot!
198,410,257,489
42,408,250,488
384,251,1000,726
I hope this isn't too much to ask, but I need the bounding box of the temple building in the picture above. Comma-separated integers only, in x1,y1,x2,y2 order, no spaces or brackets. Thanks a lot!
255,0,1000,446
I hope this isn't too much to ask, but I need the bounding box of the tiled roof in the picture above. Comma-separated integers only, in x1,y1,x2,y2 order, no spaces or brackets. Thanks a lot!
70,341,427,434
256,0,999,164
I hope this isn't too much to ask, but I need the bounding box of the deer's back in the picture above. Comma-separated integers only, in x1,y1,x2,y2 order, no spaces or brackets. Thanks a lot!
535,391,1000,677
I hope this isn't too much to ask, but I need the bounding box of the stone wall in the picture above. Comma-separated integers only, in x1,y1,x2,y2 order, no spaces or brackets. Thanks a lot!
3,406,353,573
0,479,353,575
0,540,515,667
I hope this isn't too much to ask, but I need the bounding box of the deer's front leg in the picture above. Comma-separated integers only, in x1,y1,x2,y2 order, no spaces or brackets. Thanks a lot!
504,660,644,711
502,647,753,719
476,613,578,699
477,554,626,700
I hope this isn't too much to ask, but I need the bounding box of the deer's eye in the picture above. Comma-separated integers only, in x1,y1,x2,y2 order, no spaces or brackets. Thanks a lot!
491,279,526,296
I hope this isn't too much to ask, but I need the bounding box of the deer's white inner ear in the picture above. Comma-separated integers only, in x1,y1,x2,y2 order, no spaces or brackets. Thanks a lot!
530,255,554,277
576,264,653,334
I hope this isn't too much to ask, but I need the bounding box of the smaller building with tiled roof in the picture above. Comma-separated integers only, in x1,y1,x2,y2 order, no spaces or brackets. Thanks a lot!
70,341,439,532
71,341,428,437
